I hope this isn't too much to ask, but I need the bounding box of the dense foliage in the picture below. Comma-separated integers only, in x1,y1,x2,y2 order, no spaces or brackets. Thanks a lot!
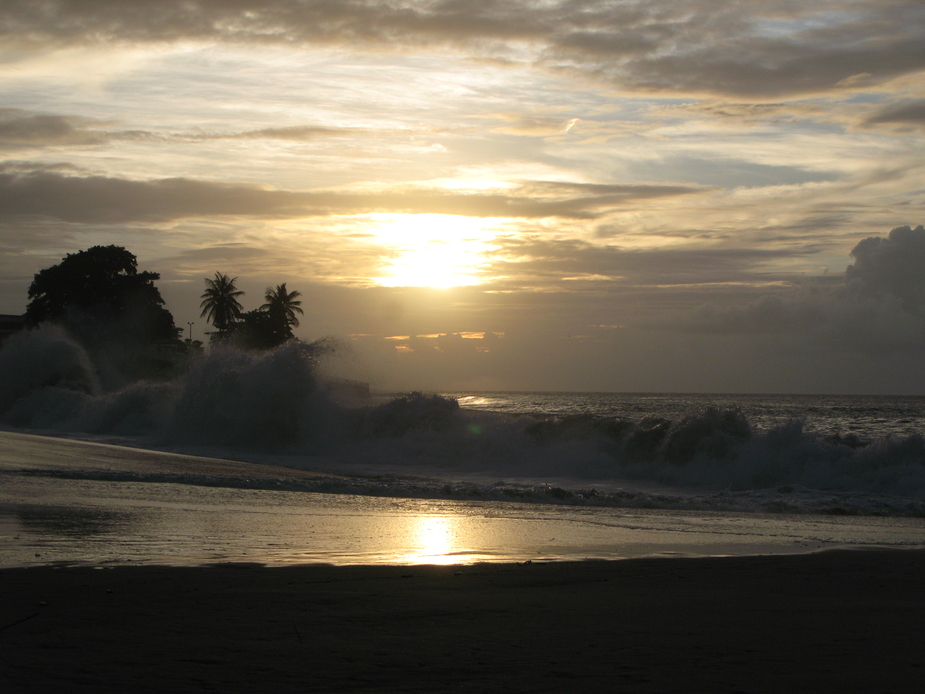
203,277,304,350
23,245,183,384
25,245,179,346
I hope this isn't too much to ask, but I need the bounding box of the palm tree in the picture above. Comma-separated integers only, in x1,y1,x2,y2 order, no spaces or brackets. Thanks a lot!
260,283,304,330
200,272,244,332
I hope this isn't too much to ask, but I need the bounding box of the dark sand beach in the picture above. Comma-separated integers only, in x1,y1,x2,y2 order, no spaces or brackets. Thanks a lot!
3,550,924,693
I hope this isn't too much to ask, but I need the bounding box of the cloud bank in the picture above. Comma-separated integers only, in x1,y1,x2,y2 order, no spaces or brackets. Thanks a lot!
3,1,924,97
1,2,924,393
672,225,925,351
0,166,703,223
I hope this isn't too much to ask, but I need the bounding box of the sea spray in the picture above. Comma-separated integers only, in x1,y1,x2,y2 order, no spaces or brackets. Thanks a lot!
165,341,326,449
3,326,925,511
0,325,99,427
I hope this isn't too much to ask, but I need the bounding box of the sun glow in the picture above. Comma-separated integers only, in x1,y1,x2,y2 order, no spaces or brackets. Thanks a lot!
371,214,500,288
412,516,457,564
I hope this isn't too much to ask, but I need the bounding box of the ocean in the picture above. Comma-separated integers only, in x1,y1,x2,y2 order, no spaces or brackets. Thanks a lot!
2,327,925,566
445,391,925,440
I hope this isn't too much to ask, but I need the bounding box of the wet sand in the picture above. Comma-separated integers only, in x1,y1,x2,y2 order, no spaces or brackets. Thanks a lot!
2,550,924,693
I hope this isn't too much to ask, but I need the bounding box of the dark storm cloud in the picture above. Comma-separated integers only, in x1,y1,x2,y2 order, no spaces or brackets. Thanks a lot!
0,109,366,147
489,237,808,288
0,109,168,147
660,102,811,124
545,2,925,97
601,33,925,98
0,168,307,223
0,166,702,224
0,0,551,47
864,100,925,127
846,225,925,312
677,290,830,336
0,109,99,145
168,244,273,265
0,110,108,146
669,225,925,350
520,181,698,198
4,1,923,98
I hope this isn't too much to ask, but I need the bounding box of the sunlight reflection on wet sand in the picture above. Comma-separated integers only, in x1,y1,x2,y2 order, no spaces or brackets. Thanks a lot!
3,472,925,568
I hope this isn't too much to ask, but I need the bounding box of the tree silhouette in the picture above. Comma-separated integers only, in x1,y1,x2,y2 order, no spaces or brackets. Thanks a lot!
227,309,289,350
260,283,304,331
25,245,179,346
200,272,244,333
221,283,304,350
23,245,181,384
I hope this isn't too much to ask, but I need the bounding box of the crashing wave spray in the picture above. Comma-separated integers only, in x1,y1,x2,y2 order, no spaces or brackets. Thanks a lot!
3,326,925,514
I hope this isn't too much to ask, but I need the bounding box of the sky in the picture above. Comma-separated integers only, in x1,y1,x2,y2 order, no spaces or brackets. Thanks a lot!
1,0,924,394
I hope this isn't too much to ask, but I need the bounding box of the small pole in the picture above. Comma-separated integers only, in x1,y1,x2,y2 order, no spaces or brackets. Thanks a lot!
187,322,194,342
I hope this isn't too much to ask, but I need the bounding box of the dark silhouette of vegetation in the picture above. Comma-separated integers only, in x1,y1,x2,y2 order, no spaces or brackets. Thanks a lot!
23,245,182,382
16,248,310,390
25,245,179,346
199,272,244,334
184,337,205,355
261,283,303,330
226,309,293,350
202,275,305,350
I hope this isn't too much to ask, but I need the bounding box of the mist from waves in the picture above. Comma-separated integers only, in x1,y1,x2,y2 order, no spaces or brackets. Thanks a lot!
3,325,925,517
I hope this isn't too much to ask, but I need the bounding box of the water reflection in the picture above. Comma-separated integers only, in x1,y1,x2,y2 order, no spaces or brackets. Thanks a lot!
413,516,452,560
4,477,925,568
407,515,489,564
17,505,133,537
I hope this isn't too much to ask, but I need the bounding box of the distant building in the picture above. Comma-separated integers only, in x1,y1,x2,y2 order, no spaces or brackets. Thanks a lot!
0,314,24,346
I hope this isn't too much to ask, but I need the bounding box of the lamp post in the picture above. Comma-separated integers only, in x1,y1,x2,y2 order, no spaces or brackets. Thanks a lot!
187,322,194,342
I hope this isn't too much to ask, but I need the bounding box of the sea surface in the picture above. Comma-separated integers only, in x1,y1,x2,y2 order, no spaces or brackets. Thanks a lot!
2,328,925,566
444,391,925,440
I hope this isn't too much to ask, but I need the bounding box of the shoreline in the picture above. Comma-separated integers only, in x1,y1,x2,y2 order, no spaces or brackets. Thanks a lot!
5,428,925,569
3,549,924,692
6,427,925,523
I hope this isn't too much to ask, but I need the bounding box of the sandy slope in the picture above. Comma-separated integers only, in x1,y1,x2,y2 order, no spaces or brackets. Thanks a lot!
0,428,335,480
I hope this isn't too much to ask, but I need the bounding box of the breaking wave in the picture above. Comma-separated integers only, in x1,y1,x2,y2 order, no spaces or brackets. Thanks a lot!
3,325,925,516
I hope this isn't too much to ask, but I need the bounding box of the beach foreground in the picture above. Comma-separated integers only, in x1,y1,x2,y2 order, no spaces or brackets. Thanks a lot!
3,550,924,693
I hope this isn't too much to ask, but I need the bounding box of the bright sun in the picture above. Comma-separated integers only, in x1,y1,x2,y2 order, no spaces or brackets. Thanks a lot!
371,213,498,288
